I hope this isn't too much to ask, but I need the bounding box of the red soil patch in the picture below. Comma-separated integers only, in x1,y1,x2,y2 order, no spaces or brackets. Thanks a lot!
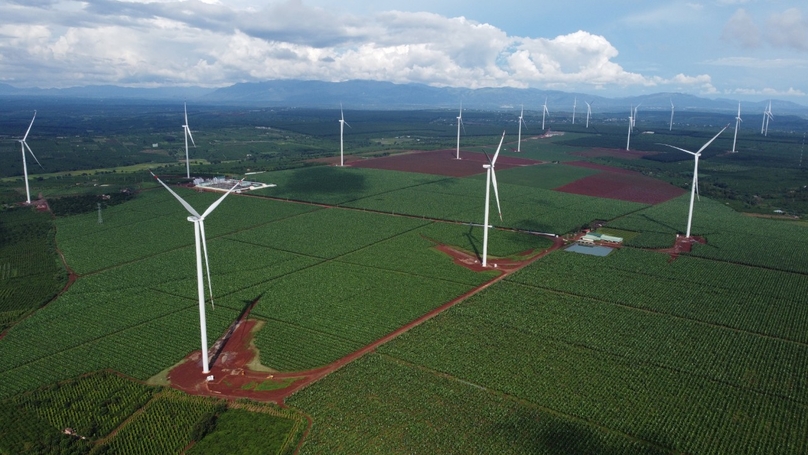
556,164,685,205
167,234,565,404
652,235,707,261
349,149,541,177
570,148,657,160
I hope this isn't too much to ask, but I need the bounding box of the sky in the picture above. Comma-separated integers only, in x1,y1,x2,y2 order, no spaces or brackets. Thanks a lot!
0,0,806,101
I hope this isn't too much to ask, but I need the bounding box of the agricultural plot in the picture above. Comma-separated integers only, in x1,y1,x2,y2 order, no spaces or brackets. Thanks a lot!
288,354,668,455
0,208,67,332
290,247,808,454
607,195,808,273
480,163,601,190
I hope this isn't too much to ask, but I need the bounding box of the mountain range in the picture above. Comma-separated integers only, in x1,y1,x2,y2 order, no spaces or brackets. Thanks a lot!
1,80,806,115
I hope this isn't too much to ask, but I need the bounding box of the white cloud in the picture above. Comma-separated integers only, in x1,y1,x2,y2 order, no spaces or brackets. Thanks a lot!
0,0,718,93
765,8,808,51
705,56,808,68
728,87,805,96
721,9,761,48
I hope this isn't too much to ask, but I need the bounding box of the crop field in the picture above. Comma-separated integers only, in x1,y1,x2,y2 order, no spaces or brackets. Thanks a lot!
0,208,67,332
289,243,808,454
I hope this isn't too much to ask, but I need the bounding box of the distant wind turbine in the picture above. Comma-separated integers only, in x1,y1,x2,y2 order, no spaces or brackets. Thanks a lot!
183,102,196,179
541,97,549,131
572,97,577,125
732,102,742,153
151,171,243,374
17,111,43,204
762,101,773,136
456,103,465,159
660,125,729,238
626,107,633,151
339,104,351,166
584,101,592,128
481,131,505,267
669,99,675,131
517,105,527,152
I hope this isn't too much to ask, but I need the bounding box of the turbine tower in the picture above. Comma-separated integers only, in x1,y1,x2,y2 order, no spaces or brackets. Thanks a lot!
731,102,742,153
17,111,43,204
626,108,633,151
762,101,773,136
517,105,527,152
339,104,351,166
541,97,549,131
572,97,577,125
456,103,465,159
669,99,675,131
584,101,592,128
660,125,729,238
183,102,196,179
481,131,505,268
151,172,243,374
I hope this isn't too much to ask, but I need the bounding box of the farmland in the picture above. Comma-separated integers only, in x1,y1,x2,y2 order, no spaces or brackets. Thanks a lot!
0,103,807,453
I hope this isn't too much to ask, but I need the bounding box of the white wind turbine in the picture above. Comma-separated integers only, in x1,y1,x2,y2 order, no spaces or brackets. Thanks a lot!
626,107,633,151
660,125,729,238
481,131,505,267
669,99,675,131
183,102,196,179
151,171,243,374
17,111,43,204
572,97,577,125
339,104,351,166
517,105,527,152
762,101,773,136
541,97,549,130
584,101,592,128
456,103,465,159
731,102,742,153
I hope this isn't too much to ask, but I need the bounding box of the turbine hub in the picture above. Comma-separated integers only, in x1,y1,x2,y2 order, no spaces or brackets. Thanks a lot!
187,216,199,222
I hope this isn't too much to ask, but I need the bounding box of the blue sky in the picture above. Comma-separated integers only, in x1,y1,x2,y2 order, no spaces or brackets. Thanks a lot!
1,0,806,101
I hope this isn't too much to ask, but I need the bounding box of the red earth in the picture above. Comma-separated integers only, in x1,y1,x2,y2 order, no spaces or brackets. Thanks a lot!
349,149,541,177
570,148,657,160
556,162,685,205
652,235,707,261
167,234,565,404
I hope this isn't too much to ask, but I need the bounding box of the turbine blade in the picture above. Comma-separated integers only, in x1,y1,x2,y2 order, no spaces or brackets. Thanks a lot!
200,178,244,219
22,111,36,142
695,124,729,155
344,121,351,129
491,131,505,165
491,169,502,221
187,128,196,147
659,143,697,156
460,117,466,134
184,103,189,126
150,171,201,217
24,142,44,168
482,149,492,165
198,220,215,309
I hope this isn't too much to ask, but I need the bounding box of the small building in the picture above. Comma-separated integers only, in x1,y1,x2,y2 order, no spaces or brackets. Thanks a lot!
582,232,623,244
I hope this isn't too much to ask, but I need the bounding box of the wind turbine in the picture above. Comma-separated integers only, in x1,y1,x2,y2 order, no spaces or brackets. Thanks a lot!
481,131,505,267
541,97,549,131
151,171,242,374
339,104,351,166
762,101,773,136
517,105,527,152
669,99,675,131
731,102,742,153
626,107,633,151
183,102,196,179
17,111,43,204
572,97,577,125
584,101,592,128
456,103,465,159
660,125,729,238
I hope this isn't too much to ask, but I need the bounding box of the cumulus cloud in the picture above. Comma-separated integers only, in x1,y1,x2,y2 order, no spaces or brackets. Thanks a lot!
0,0,716,92
721,9,761,47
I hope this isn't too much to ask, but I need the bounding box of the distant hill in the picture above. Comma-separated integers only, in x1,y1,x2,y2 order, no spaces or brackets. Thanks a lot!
1,80,806,115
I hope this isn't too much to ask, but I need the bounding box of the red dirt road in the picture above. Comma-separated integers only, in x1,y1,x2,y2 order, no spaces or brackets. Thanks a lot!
167,234,565,404
349,149,541,177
